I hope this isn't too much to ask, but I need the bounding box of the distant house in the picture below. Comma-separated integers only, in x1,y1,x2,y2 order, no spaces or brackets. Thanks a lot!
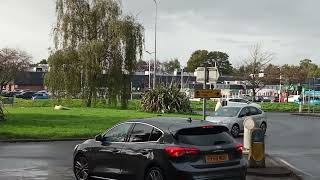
5,72,46,91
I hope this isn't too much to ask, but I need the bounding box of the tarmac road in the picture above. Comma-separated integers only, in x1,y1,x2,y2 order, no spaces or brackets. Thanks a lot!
0,113,319,180
264,113,320,179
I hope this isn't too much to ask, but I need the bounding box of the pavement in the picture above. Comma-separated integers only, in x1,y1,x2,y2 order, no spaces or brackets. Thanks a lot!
0,113,319,180
291,113,320,117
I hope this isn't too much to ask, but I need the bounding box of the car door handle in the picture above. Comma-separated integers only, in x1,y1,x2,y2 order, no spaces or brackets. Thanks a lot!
140,149,151,155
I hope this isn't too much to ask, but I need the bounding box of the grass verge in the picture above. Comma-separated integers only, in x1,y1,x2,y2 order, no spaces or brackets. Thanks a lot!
0,107,201,140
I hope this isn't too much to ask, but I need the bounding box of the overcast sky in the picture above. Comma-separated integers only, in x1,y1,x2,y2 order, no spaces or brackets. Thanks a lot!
1,0,319,66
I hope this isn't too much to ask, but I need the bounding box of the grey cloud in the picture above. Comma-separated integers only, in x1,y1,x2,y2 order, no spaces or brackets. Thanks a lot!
0,0,319,65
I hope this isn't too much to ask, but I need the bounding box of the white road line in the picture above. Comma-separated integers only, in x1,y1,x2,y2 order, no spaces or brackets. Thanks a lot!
278,158,314,178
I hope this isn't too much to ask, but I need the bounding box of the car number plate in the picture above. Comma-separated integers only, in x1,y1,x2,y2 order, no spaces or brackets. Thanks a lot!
205,154,229,163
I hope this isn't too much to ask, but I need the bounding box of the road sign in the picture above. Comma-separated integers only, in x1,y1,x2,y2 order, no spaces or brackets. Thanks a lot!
194,89,222,98
195,67,220,83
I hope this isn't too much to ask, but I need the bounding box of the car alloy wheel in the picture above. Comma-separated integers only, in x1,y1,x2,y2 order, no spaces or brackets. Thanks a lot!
146,167,164,180
231,125,240,138
74,156,89,180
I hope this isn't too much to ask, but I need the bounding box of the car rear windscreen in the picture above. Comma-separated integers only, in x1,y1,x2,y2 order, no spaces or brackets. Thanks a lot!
176,127,233,146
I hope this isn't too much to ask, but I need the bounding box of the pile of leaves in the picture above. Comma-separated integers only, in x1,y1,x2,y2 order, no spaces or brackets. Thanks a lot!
141,85,191,113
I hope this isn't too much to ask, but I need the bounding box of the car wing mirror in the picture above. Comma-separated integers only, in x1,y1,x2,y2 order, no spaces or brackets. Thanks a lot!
95,134,103,141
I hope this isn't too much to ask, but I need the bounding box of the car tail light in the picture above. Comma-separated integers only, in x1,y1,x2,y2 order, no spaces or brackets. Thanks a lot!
235,144,243,155
202,125,214,129
164,147,200,157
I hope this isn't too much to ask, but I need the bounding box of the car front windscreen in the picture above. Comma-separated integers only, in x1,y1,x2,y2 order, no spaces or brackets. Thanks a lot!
215,107,241,117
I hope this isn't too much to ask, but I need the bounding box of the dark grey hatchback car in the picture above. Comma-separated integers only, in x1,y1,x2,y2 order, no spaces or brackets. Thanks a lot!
73,117,247,180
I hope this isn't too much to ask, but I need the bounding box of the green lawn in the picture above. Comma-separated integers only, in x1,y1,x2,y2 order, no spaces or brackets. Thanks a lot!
0,107,201,140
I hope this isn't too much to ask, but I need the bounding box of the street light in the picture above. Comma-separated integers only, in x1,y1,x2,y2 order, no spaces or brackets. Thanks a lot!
279,67,282,103
152,0,158,89
146,50,155,89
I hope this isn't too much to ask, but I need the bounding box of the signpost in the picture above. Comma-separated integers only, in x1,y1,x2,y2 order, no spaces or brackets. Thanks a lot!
194,89,222,98
195,61,220,120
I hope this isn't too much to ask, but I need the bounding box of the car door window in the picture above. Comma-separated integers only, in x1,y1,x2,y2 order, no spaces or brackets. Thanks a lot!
240,99,248,103
249,107,258,115
149,128,163,141
239,107,250,117
103,123,132,142
129,124,153,142
256,108,263,115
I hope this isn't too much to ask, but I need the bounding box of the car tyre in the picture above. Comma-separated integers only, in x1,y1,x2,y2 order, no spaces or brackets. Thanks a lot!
231,124,240,138
145,167,165,180
260,122,267,134
240,175,246,180
74,155,90,180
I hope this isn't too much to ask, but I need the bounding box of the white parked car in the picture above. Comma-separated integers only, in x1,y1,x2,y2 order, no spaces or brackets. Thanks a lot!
287,95,300,103
216,98,261,109
207,105,267,137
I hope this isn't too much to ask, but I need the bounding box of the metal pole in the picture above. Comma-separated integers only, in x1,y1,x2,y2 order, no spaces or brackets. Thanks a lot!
203,66,207,121
153,0,158,89
149,58,151,89
279,74,282,103
131,82,133,100
146,51,154,89
181,67,184,90
308,78,311,113
313,77,315,113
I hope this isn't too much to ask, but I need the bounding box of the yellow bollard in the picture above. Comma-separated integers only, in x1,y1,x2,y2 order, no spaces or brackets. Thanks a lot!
248,128,266,168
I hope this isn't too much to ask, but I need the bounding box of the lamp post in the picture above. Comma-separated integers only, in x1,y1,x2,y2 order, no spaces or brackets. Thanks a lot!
152,0,158,89
181,67,184,90
145,50,155,89
278,66,282,103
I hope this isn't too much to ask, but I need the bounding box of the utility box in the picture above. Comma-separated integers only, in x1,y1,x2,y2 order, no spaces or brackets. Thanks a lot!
248,128,266,168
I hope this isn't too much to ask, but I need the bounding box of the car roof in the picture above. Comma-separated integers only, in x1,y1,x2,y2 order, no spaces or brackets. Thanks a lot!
126,117,215,133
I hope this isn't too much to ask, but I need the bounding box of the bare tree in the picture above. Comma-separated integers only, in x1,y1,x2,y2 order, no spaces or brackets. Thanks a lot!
243,44,274,98
0,48,31,93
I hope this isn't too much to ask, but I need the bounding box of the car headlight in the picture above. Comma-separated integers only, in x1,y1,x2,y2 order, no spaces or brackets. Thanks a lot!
74,144,79,151
220,120,230,125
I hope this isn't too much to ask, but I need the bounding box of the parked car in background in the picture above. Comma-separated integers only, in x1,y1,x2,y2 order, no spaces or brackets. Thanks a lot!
310,97,320,105
288,95,300,103
32,93,49,100
220,98,261,109
207,105,267,137
262,96,272,102
15,91,35,99
37,90,48,94
73,118,247,180
1,91,21,97
271,96,280,103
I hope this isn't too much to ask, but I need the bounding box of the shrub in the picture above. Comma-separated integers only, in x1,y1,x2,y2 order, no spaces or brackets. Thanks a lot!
141,85,192,113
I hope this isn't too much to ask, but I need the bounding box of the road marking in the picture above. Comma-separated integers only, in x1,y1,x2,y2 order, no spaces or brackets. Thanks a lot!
277,158,314,178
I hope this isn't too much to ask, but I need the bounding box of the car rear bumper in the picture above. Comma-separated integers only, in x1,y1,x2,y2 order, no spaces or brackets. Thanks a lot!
165,159,247,180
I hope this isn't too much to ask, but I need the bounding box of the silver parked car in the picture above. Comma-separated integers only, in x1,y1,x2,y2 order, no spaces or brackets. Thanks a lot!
207,105,267,137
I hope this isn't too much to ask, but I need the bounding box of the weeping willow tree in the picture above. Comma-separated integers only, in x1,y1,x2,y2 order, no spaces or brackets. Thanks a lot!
45,0,144,108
